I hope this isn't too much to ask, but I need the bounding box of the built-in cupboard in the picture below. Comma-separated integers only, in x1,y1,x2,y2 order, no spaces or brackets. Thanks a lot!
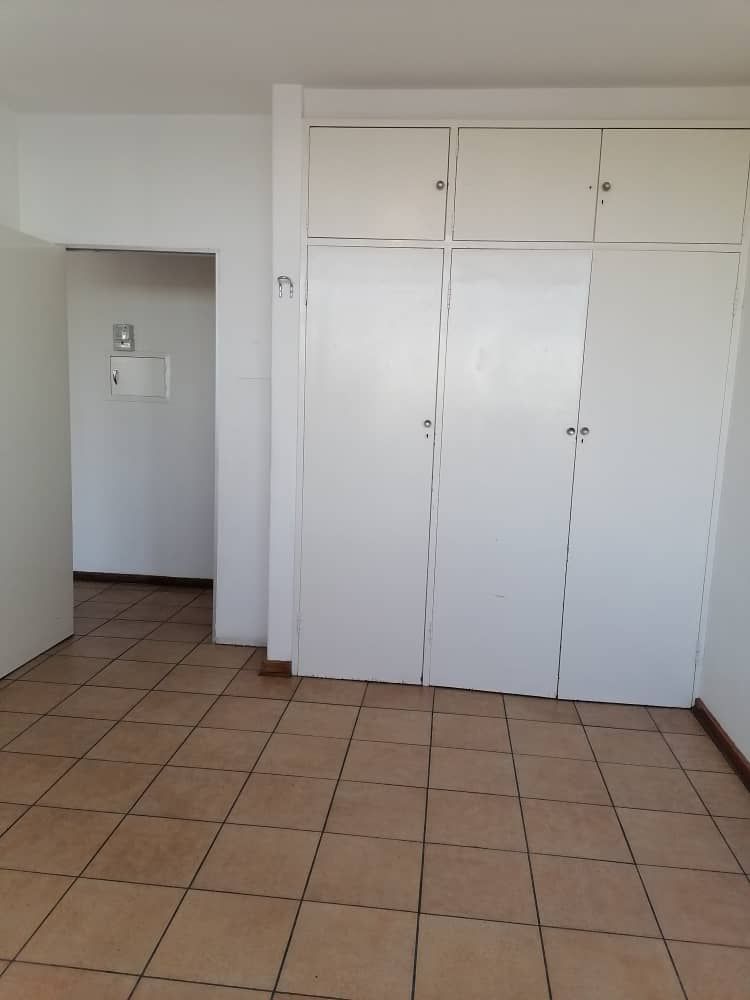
298,124,749,706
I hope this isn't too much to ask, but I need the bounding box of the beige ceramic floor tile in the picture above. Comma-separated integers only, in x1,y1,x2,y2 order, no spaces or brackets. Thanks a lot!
50,686,146,721
278,700,358,739
426,789,525,851
195,824,318,898
156,665,237,695
342,739,429,787
182,643,255,668
5,715,111,756
432,688,505,717
147,889,296,989
422,843,535,923
327,780,426,841
224,671,299,700
364,682,434,712
0,752,74,804
415,914,547,1000
0,802,25,835
663,732,731,772
23,655,110,684
133,766,246,821
0,964,136,999
353,707,431,745
20,878,181,974
201,696,286,732
543,927,684,1000
146,623,212,643
618,807,740,871
715,816,750,872
504,695,579,724
668,940,750,1000
432,713,509,752
522,798,631,861
125,690,216,725
125,640,197,664
508,719,592,760
85,814,219,886
278,900,416,1000
307,833,422,910
87,721,191,764
429,746,516,795
91,620,161,639
532,854,659,936
89,660,174,689
586,727,678,767
649,707,706,735
171,727,266,770
640,865,750,947
40,759,159,811
293,677,366,706
61,636,137,659
0,713,38,748
687,770,750,817
0,682,78,714
515,755,609,804
229,772,335,830
133,981,269,999
255,733,348,778
0,805,120,875
0,869,72,958
601,762,706,813
576,702,655,730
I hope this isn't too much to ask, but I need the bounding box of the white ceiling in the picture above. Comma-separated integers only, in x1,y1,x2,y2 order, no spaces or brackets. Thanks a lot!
1,0,750,113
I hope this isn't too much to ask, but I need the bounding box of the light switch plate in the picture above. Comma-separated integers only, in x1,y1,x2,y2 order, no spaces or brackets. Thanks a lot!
113,323,135,352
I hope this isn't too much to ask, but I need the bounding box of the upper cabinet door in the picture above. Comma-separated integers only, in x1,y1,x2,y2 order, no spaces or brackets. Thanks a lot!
307,127,450,239
453,128,601,241
596,129,750,243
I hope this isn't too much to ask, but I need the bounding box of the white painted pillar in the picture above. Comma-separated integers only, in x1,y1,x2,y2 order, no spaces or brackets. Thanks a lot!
267,84,303,661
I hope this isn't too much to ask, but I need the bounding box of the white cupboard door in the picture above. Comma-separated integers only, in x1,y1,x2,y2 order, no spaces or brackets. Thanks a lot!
429,250,592,696
596,130,750,244
300,246,443,682
453,129,601,241
559,251,739,706
307,127,450,239
0,226,72,678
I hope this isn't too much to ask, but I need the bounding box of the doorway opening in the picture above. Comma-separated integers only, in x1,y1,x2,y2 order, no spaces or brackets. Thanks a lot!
65,249,217,634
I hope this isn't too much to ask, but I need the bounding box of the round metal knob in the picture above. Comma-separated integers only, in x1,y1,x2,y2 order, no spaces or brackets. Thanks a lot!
435,180,446,190
566,427,576,436
580,426,590,436
601,181,612,192
423,419,433,428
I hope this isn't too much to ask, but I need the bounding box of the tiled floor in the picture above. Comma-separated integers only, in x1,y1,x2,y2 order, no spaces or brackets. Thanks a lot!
0,580,748,998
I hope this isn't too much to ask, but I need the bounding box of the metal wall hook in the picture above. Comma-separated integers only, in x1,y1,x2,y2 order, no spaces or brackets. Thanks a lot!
277,275,294,299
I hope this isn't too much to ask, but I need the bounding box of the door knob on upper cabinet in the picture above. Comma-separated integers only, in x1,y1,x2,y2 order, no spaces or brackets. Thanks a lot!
601,181,612,192
435,180,446,190
580,426,590,436
566,427,576,436
424,419,433,428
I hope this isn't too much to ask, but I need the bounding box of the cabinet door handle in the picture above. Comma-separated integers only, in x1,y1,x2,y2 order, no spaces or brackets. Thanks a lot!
112,369,119,386
435,180,446,191
580,426,590,436
601,181,612,192
566,427,576,436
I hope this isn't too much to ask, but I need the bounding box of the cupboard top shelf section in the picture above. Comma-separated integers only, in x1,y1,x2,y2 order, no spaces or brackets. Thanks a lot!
306,125,750,245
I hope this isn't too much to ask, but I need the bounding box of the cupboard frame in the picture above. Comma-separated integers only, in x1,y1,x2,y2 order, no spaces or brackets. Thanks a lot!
291,118,750,703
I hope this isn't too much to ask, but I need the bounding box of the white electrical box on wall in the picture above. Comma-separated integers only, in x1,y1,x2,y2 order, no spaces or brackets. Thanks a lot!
109,355,169,400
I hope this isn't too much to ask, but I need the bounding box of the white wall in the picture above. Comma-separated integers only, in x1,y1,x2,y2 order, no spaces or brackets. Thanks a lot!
700,253,750,761
66,250,215,578
0,104,18,227
18,113,271,644
0,224,72,677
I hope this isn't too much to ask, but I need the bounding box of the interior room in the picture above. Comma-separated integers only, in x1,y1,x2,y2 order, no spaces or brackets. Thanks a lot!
0,2,749,998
